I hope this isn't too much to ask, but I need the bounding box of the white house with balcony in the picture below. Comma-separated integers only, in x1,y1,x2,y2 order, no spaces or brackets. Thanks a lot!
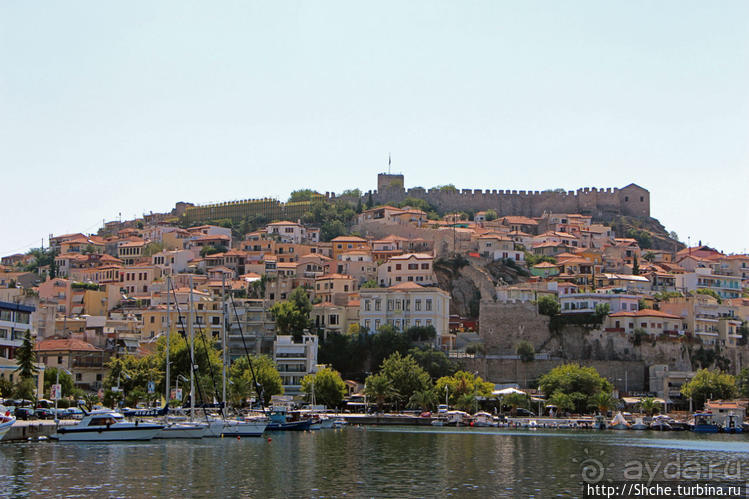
0,300,34,359
273,334,319,396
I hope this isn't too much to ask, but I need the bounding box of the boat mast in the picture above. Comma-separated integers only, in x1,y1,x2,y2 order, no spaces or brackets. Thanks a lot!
189,275,195,421
221,274,227,414
165,275,171,404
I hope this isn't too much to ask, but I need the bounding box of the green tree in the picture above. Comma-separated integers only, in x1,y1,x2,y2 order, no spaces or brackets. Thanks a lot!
639,396,661,416
361,279,378,288
15,331,38,379
301,367,347,408
484,209,498,221
680,369,736,409
364,373,397,410
515,341,535,363
407,347,458,380
377,352,432,408
13,378,37,401
548,391,574,414
435,371,493,406
229,355,284,406
501,392,528,415
537,295,560,317
632,254,639,275
44,368,75,398
737,367,749,398
408,389,437,411
589,391,616,414
269,287,312,341
643,251,656,263
288,189,320,202
0,377,13,397
405,325,436,342
370,325,410,371
538,363,613,413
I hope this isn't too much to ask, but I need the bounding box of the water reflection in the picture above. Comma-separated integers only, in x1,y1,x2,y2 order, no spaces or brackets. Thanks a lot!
1,427,747,497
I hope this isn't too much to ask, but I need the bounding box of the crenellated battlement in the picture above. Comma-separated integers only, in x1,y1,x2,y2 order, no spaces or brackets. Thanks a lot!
361,174,649,220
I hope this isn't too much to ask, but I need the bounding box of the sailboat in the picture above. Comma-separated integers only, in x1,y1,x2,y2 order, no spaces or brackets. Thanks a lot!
217,277,267,437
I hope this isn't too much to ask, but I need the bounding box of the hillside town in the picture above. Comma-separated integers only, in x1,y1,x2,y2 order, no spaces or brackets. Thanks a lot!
1,173,748,418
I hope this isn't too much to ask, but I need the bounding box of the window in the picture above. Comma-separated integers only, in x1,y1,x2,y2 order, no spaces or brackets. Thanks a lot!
150,316,155,324
364,320,370,330
375,300,381,311
96,374,102,381
387,300,394,311
415,300,421,311
408,264,418,270
57,356,63,364
75,373,82,381
374,319,380,329
425,299,432,311
364,300,371,311
395,264,402,270
421,263,429,270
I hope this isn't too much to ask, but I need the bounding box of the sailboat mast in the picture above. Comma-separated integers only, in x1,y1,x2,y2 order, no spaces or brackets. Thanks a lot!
189,275,195,421
165,275,171,403
221,274,227,413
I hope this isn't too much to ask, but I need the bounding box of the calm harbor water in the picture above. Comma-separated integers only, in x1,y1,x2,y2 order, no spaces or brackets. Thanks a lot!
1,427,748,497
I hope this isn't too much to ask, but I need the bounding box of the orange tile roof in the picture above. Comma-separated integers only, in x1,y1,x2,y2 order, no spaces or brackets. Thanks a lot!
609,309,681,320
388,282,424,290
35,338,102,352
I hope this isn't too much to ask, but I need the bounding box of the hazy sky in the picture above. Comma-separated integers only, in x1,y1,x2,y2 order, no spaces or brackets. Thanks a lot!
2,1,748,255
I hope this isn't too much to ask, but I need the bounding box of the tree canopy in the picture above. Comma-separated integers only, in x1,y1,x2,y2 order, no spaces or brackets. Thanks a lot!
301,367,346,408
680,369,736,409
269,287,312,341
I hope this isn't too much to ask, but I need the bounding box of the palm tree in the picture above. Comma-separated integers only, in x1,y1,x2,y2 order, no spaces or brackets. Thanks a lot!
639,397,661,416
408,389,437,412
589,391,616,415
365,374,398,411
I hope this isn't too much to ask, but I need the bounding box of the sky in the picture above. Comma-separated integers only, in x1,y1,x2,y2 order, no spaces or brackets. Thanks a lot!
2,1,748,255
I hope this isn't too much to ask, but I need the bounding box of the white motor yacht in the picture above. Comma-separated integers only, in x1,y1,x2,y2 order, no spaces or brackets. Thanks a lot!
220,418,268,437
0,408,15,440
156,421,209,439
51,409,164,441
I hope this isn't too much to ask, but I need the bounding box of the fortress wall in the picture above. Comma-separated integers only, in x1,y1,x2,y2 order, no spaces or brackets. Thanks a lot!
368,182,649,220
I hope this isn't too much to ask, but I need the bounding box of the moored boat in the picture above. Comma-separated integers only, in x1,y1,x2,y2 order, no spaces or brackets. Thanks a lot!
51,409,164,441
472,411,497,427
610,412,629,430
0,409,15,440
630,417,648,430
692,413,719,433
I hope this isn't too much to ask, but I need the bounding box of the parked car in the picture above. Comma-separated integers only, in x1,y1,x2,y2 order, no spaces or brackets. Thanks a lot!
34,408,54,420
516,408,536,417
14,407,34,420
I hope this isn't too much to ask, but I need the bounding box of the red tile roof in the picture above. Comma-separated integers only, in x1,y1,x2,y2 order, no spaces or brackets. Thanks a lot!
35,338,102,352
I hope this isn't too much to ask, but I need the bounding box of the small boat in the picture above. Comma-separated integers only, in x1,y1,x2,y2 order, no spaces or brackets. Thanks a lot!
630,417,648,430
265,408,312,431
610,412,630,430
430,418,446,426
721,414,743,434
51,409,164,441
472,411,497,427
332,418,347,428
692,413,719,433
0,409,15,440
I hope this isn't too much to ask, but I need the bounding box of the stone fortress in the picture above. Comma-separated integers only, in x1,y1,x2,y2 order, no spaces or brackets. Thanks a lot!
364,173,651,220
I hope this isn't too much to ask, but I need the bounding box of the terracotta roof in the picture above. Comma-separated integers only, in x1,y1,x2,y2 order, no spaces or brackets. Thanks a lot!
388,282,424,290
609,309,681,320
331,236,368,243
388,253,433,260
35,338,102,352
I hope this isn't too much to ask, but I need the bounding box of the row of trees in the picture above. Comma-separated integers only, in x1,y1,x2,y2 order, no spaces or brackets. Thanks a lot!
364,352,493,412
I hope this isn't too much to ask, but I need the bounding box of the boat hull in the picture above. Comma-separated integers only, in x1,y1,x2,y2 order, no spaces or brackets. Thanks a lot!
221,420,267,437
0,418,15,440
266,420,312,431
53,425,164,441
155,423,209,439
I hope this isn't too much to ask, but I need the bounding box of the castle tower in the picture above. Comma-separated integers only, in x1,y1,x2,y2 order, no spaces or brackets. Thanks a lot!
377,173,405,192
